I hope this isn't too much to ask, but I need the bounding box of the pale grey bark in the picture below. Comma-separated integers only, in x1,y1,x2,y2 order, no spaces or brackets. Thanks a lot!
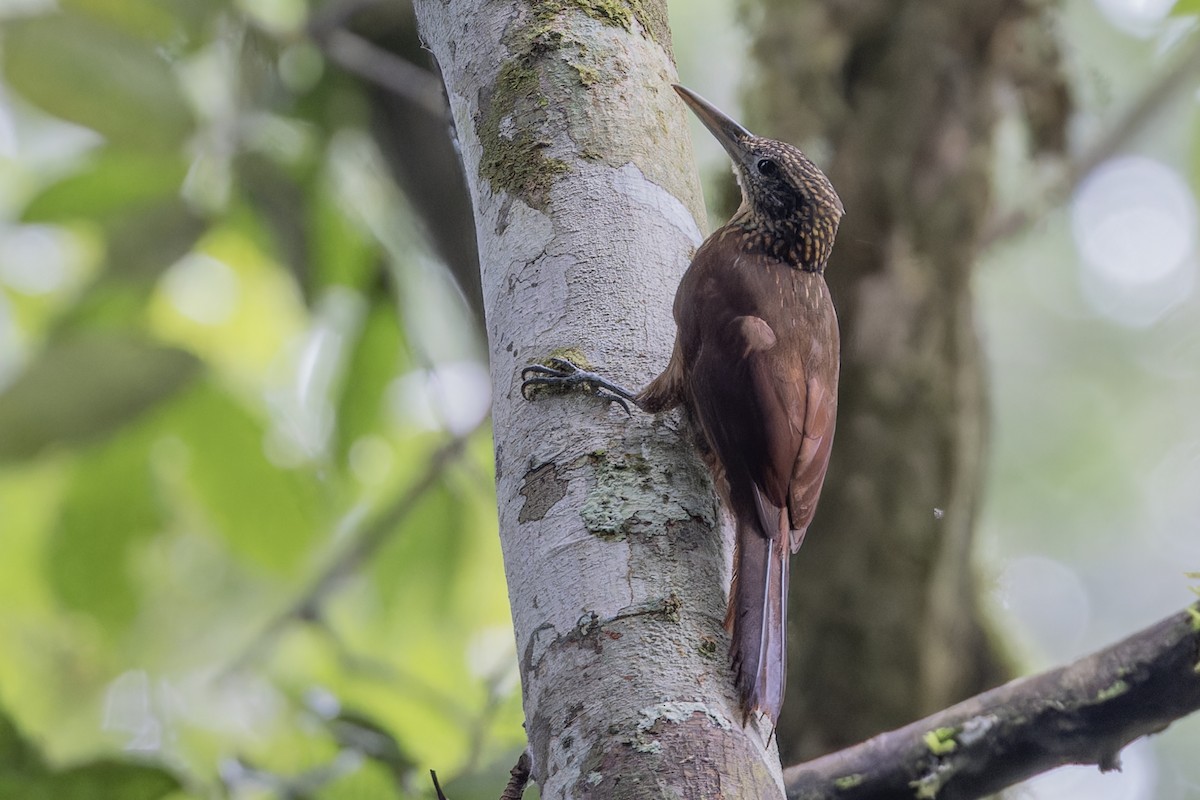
412,1,785,796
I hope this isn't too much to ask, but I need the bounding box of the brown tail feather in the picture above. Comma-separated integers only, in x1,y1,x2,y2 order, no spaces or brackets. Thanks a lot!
726,490,790,723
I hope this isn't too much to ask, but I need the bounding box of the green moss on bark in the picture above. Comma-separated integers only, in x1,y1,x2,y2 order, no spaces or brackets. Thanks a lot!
476,1,682,210
478,54,570,211
834,773,865,790
530,0,669,47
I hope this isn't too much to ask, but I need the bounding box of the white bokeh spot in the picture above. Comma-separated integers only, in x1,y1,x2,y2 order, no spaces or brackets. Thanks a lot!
388,360,492,436
162,253,240,326
1093,0,1175,34
1071,156,1197,327
994,555,1092,663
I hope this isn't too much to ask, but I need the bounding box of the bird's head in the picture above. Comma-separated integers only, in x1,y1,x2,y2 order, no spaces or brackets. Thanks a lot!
674,84,844,270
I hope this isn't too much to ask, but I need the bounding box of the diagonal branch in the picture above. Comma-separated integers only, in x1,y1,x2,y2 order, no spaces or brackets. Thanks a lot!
221,434,472,678
310,25,448,119
784,602,1200,800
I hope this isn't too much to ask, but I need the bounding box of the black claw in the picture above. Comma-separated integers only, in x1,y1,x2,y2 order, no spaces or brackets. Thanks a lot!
519,357,636,415
601,393,632,416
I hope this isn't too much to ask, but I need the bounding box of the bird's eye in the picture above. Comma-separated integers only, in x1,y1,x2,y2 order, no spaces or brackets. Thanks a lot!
756,158,778,177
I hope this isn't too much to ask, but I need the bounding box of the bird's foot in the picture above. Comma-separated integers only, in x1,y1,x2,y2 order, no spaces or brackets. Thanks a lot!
520,357,637,415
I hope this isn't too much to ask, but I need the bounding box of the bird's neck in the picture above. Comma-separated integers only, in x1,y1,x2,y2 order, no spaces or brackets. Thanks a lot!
729,205,832,273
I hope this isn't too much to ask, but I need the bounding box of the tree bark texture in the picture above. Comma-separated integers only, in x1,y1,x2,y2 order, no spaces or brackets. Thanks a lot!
413,1,786,797
738,0,1070,760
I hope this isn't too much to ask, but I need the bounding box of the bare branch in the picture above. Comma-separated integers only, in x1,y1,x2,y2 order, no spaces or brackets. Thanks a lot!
983,32,1200,247
431,768,450,800
306,0,381,41
500,751,531,800
312,27,448,119
784,603,1200,800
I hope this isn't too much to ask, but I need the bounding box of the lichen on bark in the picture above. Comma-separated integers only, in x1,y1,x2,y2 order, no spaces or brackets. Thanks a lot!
580,449,715,539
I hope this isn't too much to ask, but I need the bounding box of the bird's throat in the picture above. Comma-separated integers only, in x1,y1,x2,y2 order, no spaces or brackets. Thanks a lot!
730,210,832,273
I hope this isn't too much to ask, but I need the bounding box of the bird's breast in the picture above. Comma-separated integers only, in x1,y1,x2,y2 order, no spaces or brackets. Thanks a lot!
676,234,838,364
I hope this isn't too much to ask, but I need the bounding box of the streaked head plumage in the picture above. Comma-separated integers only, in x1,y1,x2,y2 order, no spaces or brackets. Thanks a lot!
674,84,844,270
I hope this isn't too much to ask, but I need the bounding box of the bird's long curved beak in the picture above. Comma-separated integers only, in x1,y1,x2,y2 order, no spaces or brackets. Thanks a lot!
673,84,754,166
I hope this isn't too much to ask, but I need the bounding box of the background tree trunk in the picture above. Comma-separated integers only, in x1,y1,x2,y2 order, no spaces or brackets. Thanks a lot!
413,1,787,796
737,0,1070,761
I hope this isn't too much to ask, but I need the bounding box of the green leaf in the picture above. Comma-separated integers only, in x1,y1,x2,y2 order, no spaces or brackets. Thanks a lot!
105,199,207,281
31,760,179,800
1171,0,1200,14
313,759,400,800
0,333,200,462
2,13,195,151
0,707,40,774
372,475,465,615
236,154,310,294
308,179,379,293
167,382,325,570
50,280,156,334
334,297,405,466
0,760,180,800
47,427,162,631
36,195,207,300
60,0,186,43
0,705,178,800
23,151,189,223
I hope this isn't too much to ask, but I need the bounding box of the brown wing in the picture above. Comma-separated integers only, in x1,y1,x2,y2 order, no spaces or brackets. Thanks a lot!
737,315,807,511
691,311,807,724
685,312,807,520
787,376,836,552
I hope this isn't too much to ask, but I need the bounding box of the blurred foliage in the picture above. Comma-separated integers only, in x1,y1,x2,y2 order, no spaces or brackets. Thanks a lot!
1,0,1199,797
0,1,520,798
0,700,179,800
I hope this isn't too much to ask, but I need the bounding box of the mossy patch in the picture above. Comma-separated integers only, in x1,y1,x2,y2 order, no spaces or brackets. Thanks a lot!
833,773,864,790
910,760,954,800
548,346,592,369
922,726,958,755
572,61,601,87
529,0,669,48
1096,679,1129,702
628,1,672,51
478,54,570,211
479,1,669,209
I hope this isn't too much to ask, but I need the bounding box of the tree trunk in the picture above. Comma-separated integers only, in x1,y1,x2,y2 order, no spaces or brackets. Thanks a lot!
413,1,786,796
737,0,1068,761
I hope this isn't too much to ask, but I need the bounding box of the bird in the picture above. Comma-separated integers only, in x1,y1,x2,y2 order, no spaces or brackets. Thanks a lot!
521,84,844,724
